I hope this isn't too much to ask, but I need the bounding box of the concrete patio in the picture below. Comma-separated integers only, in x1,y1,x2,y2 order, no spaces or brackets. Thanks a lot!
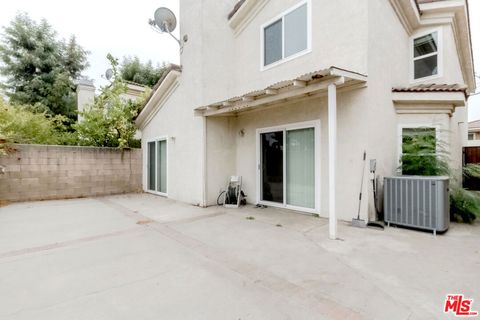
0,193,479,319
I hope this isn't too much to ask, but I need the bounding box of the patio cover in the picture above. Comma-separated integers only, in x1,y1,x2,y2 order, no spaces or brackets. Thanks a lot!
195,67,367,117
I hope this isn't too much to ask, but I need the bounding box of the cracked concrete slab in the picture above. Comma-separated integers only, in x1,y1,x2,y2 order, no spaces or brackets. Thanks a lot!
0,193,478,319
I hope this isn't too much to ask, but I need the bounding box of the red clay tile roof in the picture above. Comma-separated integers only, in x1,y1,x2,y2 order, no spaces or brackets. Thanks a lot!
392,84,468,96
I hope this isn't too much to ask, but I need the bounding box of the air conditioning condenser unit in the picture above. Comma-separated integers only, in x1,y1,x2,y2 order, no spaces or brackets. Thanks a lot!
384,176,449,235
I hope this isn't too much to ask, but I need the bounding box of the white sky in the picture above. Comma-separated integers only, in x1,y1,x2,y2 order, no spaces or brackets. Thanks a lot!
0,0,479,120
0,0,180,89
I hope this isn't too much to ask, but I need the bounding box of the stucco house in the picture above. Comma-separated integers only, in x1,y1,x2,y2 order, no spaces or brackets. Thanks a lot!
136,0,475,238
467,120,480,146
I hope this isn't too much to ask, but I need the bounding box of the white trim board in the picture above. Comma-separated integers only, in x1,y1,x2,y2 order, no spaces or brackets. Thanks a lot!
396,123,443,174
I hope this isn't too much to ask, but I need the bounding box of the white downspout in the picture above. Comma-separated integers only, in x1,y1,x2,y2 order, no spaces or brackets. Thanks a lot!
328,83,337,240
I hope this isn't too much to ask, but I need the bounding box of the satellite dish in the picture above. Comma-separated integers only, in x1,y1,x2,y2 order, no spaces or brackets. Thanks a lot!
105,69,113,81
154,7,177,33
149,7,184,51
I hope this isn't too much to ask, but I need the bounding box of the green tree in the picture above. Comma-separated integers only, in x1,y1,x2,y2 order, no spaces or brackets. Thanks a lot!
74,54,145,149
119,56,165,87
0,13,89,120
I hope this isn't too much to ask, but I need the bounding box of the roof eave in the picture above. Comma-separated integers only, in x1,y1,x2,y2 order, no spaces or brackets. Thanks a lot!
392,90,466,107
135,68,181,129
418,1,476,93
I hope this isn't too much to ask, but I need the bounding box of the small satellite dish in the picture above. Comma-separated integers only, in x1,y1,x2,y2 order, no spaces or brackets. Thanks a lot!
154,7,177,33
105,69,113,81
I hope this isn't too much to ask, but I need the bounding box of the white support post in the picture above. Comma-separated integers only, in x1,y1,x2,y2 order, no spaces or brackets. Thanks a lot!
201,116,207,208
328,83,337,240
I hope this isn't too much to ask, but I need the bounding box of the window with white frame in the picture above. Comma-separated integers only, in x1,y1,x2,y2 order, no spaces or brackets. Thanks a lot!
413,31,439,80
147,139,167,194
263,1,309,67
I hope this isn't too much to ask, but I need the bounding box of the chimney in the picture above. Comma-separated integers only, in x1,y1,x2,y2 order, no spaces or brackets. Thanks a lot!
76,79,95,121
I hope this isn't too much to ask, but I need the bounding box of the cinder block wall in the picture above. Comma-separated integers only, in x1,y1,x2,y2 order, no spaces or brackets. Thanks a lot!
0,144,142,202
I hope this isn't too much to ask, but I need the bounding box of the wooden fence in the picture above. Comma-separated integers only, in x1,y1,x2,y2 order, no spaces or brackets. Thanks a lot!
463,147,480,190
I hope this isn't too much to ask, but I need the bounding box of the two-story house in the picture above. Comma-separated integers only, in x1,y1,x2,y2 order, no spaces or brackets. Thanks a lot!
136,0,475,238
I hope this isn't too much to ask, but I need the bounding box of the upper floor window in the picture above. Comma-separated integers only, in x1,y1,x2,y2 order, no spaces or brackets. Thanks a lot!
262,1,310,69
413,31,440,80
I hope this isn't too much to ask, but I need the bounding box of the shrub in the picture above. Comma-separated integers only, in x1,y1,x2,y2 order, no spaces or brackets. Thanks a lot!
0,98,76,155
450,188,480,223
400,128,480,223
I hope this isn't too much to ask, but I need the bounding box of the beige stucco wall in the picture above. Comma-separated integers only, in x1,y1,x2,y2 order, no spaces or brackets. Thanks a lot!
228,89,370,220
363,0,468,218
205,117,237,205
140,0,471,221
0,144,142,202
364,0,410,219
183,0,368,106
139,76,205,205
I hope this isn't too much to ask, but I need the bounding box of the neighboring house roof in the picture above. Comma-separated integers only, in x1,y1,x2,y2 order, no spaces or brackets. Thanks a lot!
135,64,182,128
392,84,468,97
124,80,149,88
416,0,442,3
469,120,480,131
228,0,246,20
138,64,182,113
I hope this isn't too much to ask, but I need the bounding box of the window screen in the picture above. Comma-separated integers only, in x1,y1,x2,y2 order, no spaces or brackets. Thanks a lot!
264,19,283,66
157,140,167,193
284,4,308,58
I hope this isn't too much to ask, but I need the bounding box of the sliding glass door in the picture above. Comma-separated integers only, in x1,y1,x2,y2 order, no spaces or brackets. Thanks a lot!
147,138,167,195
258,122,318,212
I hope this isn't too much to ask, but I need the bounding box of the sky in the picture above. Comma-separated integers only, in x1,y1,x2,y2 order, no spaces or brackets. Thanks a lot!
0,0,180,89
0,0,479,120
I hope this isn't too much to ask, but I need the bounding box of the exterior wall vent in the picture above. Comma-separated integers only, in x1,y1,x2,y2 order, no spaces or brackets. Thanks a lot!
384,176,450,235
